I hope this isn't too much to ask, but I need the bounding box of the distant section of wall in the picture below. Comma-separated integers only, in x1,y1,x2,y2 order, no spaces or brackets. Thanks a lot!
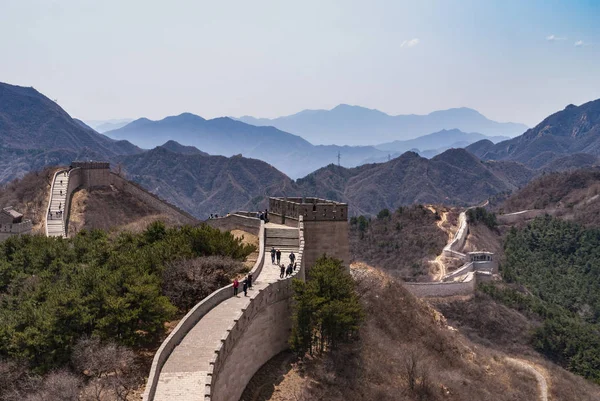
497,209,558,225
443,212,468,258
0,220,32,242
269,197,348,222
404,272,476,298
205,214,261,235
109,173,197,225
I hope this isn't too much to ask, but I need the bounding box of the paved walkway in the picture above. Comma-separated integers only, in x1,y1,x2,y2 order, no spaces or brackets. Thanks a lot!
46,170,69,237
153,223,299,400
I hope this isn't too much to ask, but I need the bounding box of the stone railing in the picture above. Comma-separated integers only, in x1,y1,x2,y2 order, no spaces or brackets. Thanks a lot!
205,216,305,401
205,213,261,234
442,262,474,281
143,221,266,401
64,168,83,235
404,272,476,298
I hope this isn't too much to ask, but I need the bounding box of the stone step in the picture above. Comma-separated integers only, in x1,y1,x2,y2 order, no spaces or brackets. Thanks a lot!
265,228,299,238
266,239,299,247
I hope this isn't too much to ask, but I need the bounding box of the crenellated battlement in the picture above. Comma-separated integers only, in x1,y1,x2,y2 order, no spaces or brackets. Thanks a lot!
269,197,347,222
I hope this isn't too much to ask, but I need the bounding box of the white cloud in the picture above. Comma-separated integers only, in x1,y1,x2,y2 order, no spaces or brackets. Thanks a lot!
574,40,585,47
546,34,565,41
401,38,420,48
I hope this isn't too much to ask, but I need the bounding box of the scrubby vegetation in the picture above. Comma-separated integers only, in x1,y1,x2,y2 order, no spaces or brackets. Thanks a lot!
483,216,600,382
349,205,447,279
0,221,254,399
244,265,548,401
466,207,497,229
290,257,362,355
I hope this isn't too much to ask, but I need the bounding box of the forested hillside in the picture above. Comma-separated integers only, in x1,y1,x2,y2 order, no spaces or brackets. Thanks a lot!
484,216,600,382
0,223,254,399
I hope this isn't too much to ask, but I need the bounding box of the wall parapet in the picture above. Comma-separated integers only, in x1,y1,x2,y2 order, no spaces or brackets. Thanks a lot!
143,222,266,401
45,168,68,237
205,216,305,401
404,272,476,298
269,197,347,222
205,213,261,234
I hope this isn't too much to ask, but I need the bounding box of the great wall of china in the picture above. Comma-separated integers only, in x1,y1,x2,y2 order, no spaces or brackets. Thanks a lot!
38,161,557,400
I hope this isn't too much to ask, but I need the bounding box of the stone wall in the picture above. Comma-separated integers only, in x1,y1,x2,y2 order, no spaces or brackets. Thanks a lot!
205,217,305,401
269,197,348,222
302,219,350,272
110,173,197,225
442,212,468,258
497,209,558,225
143,222,267,401
64,168,83,235
205,214,261,234
0,220,32,242
403,272,476,297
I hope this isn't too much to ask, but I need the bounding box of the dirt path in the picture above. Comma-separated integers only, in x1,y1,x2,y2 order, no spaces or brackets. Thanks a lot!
506,358,548,401
426,206,452,281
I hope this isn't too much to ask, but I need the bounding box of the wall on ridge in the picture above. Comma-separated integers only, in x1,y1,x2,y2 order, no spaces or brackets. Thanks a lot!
64,168,83,235
205,218,305,401
404,273,476,298
443,212,468,258
109,173,197,225
205,214,261,234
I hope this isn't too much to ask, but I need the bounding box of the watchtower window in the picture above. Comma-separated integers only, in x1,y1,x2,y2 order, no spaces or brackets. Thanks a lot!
312,204,316,212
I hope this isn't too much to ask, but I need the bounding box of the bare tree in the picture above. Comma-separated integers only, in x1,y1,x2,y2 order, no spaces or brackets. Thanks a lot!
72,337,140,401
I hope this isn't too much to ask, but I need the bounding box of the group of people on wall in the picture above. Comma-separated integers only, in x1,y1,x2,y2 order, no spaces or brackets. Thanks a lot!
231,248,297,297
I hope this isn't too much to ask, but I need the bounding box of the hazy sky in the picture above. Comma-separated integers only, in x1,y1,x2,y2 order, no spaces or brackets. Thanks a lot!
1,0,599,126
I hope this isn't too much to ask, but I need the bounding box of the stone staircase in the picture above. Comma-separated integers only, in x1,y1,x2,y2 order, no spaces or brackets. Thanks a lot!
46,170,69,237
265,226,300,249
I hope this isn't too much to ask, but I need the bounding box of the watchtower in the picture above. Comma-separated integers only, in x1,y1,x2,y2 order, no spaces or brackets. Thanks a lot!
269,197,349,272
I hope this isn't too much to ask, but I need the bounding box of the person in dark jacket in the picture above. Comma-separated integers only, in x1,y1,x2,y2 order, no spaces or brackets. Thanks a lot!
289,251,295,265
248,273,253,288
271,247,276,264
264,209,269,222
280,264,285,279
276,249,282,264
286,263,293,277
243,277,248,297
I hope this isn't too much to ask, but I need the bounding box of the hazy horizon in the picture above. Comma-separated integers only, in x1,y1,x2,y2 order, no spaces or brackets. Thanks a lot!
2,0,599,128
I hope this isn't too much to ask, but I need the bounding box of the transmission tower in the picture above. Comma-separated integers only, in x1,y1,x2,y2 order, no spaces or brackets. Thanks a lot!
337,151,341,166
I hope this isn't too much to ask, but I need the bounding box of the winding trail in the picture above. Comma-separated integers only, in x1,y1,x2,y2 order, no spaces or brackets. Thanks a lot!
426,206,451,281
505,358,548,401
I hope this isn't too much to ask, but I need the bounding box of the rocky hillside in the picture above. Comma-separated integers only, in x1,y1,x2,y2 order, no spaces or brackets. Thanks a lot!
467,99,600,169
116,146,296,218
296,149,535,215
499,168,600,227
243,264,600,401
0,82,141,183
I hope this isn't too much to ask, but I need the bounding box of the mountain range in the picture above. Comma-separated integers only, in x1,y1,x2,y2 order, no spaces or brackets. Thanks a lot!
238,104,528,145
2,80,599,219
467,100,600,169
0,82,141,182
104,115,509,178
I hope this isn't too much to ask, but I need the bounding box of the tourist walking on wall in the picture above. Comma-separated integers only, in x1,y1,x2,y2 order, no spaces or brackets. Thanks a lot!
280,264,285,279
248,273,253,288
233,278,239,296
286,263,293,277
264,209,269,222
289,251,295,265
271,247,276,264
276,249,281,264
242,277,248,297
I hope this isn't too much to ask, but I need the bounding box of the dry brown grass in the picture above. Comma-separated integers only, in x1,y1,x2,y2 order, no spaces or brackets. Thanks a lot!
0,166,60,234
243,264,549,401
67,186,192,235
